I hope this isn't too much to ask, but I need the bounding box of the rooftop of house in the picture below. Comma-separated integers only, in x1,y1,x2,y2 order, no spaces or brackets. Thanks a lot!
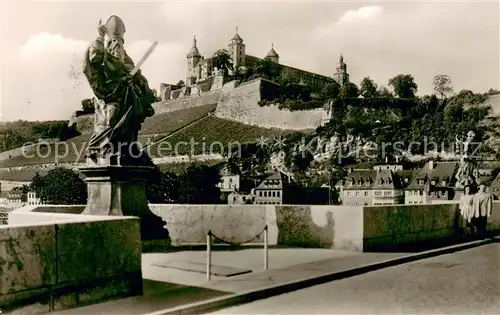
373,170,404,190
343,170,377,190
343,168,409,190
255,170,295,190
406,161,458,190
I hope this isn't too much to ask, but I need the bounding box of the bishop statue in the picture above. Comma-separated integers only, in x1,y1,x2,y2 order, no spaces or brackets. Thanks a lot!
83,15,156,165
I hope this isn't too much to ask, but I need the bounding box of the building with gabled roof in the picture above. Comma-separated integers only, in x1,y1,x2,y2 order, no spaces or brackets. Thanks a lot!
254,170,296,204
340,163,411,206
404,160,458,204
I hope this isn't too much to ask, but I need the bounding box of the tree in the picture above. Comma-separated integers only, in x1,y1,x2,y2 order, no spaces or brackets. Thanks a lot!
320,81,341,100
388,74,418,98
252,58,282,81
359,77,379,98
179,164,221,204
433,74,454,99
81,98,95,113
147,169,180,203
30,168,87,205
340,82,359,98
212,51,234,77
378,86,393,98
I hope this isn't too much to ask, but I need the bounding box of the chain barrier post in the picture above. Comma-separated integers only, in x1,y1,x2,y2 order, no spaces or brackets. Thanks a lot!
207,231,212,281
264,225,268,270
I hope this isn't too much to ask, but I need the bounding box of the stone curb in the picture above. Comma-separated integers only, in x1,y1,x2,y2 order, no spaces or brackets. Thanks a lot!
143,237,499,315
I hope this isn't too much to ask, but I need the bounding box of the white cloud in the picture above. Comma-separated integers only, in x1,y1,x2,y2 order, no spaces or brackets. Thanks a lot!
2,32,185,121
339,6,384,24
20,32,88,57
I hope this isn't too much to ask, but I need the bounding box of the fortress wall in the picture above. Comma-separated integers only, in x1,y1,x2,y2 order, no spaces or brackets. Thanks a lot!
153,90,223,115
214,78,328,130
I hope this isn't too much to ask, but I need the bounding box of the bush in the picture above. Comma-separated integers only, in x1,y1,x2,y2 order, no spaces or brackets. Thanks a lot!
30,168,87,205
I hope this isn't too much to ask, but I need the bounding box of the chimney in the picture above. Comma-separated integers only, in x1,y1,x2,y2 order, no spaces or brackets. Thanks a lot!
429,160,434,170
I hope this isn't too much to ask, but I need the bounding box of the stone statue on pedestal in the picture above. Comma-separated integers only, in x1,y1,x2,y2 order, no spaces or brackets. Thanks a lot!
454,131,479,190
83,15,156,165
79,15,169,243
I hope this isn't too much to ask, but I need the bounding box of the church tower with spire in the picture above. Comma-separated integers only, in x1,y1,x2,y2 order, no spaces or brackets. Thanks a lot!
228,27,246,69
186,35,201,85
333,54,349,86
264,43,279,63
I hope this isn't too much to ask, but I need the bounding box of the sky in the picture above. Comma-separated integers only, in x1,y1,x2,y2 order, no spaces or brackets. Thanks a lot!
0,0,499,122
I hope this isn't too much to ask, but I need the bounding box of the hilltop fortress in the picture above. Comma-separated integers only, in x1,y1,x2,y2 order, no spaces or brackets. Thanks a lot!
156,29,350,130
159,28,349,99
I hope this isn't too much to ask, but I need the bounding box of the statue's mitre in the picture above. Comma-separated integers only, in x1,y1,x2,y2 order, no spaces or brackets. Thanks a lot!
105,15,126,40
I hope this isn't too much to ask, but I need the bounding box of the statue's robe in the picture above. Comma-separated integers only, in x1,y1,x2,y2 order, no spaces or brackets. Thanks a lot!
83,37,155,158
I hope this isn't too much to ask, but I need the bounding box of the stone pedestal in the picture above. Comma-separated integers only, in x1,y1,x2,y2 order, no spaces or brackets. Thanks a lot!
79,165,170,242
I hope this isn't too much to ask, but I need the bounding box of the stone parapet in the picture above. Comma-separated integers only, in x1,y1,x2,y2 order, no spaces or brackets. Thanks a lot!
1,210,142,314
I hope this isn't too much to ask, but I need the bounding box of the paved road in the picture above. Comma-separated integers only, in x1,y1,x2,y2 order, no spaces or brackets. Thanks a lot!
207,243,500,314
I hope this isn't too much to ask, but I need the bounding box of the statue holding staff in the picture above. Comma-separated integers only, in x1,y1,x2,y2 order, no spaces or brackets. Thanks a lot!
83,15,156,165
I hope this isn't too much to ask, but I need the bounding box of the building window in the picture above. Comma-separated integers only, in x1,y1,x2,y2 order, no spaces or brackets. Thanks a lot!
374,191,382,196
356,191,359,197
384,191,391,196
364,191,368,196
346,192,351,197
277,191,280,197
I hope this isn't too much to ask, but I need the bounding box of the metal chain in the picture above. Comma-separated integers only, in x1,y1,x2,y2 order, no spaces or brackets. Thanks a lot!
208,225,268,246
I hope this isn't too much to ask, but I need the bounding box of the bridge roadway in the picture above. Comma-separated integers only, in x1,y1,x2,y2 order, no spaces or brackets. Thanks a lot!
206,242,500,314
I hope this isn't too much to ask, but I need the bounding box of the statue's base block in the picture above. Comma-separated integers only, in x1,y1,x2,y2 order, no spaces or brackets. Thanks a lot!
79,165,170,242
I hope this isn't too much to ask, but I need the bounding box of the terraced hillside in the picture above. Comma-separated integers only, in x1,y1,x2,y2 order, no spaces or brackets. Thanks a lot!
0,104,218,168
147,115,302,157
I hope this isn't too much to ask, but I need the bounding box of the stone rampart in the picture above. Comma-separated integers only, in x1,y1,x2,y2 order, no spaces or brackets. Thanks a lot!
153,90,223,115
2,207,142,314
214,78,328,130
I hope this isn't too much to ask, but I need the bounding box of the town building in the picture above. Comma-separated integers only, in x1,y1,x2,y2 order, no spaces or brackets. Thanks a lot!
6,189,27,210
254,171,296,204
215,163,240,193
340,163,412,206
27,191,42,205
227,191,254,205
404,160,458,204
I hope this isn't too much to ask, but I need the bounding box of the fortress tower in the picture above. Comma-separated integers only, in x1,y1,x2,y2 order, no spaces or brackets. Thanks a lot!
186,35,201,85
228,27,246,69
264,43,279,64
333,54,349,86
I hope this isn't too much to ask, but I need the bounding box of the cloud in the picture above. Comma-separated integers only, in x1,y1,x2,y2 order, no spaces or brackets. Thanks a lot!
20,32,88,57
338,6,384,24
2,32,185,121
